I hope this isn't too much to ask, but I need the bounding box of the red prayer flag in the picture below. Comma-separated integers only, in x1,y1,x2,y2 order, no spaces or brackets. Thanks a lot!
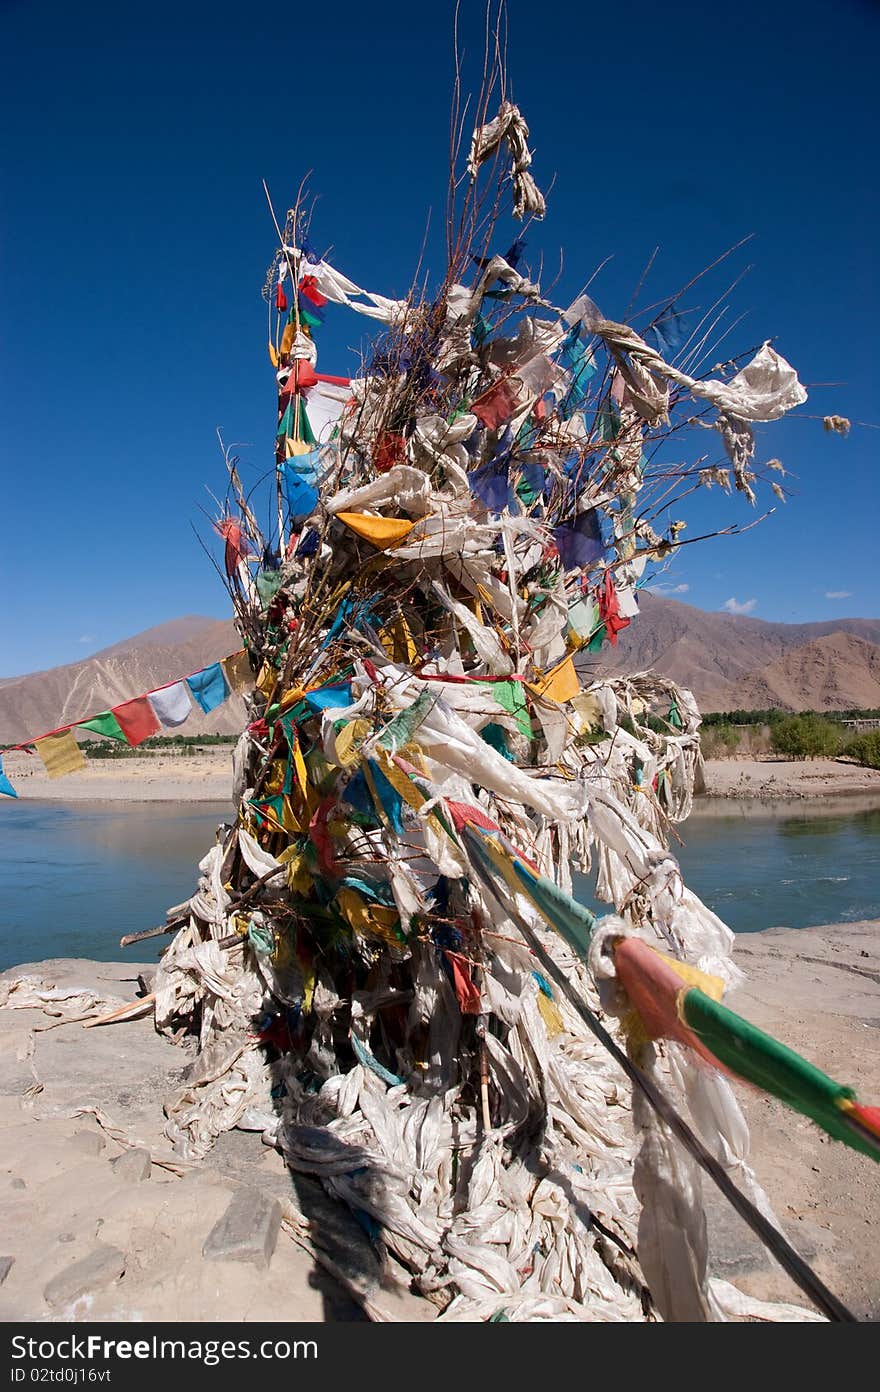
299,275,327,309
275,283,288,312
279,359,319,395
112,696,160,747
613,938,720,1071
445,951,482,1014
444,800,501,836
598,571,630,646
374,431,406,473
472,379,520,430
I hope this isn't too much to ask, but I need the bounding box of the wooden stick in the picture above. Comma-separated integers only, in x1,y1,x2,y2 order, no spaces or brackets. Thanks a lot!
120,917,187,949
82,994,156,1030
217,932,246,950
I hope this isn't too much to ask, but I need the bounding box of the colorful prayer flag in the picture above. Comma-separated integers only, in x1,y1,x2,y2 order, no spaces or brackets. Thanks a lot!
0,754,17,798
35,729,87,778
149,681,192,728
187,663,229,714
112,697,160,747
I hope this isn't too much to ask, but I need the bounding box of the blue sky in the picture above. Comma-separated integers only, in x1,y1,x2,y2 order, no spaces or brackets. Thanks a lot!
1,0,877,676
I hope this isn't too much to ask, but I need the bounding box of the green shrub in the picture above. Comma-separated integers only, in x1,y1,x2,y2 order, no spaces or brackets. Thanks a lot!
770,714,842,759
701,722,741,758
714,722,740,751
842,730,880,769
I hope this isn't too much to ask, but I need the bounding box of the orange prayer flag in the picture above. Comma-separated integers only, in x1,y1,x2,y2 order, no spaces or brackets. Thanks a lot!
528,655,580,704
336,512,416,550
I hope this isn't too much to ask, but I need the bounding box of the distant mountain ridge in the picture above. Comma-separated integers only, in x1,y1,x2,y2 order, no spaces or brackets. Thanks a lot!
584,593,880,712
1,598,879,746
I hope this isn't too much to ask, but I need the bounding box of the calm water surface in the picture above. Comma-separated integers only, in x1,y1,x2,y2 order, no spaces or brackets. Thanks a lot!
1,796,878,969
0,800,231,970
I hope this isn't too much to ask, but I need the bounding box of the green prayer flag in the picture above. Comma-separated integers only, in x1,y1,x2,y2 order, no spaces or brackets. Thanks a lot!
78,711,127,742
295,398,318,448
277,400,296,439
682,988,876,1160
298,301,323,330
482,679,532,740
378,688,436,754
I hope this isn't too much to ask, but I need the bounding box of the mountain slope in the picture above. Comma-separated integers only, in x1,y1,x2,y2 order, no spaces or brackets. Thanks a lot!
592,594,880,710
0,618,241,745
732,633,880,712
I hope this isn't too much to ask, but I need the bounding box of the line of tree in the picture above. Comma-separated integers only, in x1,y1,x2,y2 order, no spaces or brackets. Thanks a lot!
702,707,880,727
699,709,880,765
78,733,238,759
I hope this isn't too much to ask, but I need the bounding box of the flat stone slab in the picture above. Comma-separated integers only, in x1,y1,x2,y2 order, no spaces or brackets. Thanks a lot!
43,1244,125,1307
202,1188,281,1269
111,1147,151,1183
69,1130,104,1157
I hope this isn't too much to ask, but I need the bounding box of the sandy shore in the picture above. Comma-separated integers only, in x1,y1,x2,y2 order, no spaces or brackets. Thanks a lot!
0,921,877,1322
2,748,233,802
5,746,880,807
702,756,880,801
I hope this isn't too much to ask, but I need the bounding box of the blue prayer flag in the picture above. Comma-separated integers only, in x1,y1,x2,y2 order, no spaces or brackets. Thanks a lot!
0,754,17,798
553,509,605,570
302,683,354,713
187,663,230,714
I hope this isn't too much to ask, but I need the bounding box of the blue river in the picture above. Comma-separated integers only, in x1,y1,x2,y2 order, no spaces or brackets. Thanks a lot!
0,796,878,970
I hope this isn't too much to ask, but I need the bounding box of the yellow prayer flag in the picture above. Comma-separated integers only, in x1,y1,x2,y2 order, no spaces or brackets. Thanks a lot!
536,989,565,1037
528,655,580,704
222,650,254,694
335,887,401,945
291,734,309,798
35,729,87,779
333,718,371,768
653,947,725,1004
255,661,277,701
379,613,419,664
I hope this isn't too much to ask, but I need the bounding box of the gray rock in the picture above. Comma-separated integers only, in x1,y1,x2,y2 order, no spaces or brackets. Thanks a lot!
58,1233,75,1244
69,1130,104,1157
110,1148,151,1183
202,1188,281,1269
43,1245,125,1307
0,1256,13,1285
10,1178,25,1191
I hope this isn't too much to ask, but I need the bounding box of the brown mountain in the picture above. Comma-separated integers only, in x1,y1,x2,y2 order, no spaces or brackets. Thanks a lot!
0,616,242,746
585,593,880,711
2,597,880,746
730,633,880,712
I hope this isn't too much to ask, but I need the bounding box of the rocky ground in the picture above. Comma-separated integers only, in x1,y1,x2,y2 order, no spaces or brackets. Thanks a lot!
0,925,877,1323
0,960,431,1323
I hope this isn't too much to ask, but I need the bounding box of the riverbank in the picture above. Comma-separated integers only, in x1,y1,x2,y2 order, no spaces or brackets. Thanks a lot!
0,920,877,1321
1,748,233,802
4,746,880,806
701,756,880,801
